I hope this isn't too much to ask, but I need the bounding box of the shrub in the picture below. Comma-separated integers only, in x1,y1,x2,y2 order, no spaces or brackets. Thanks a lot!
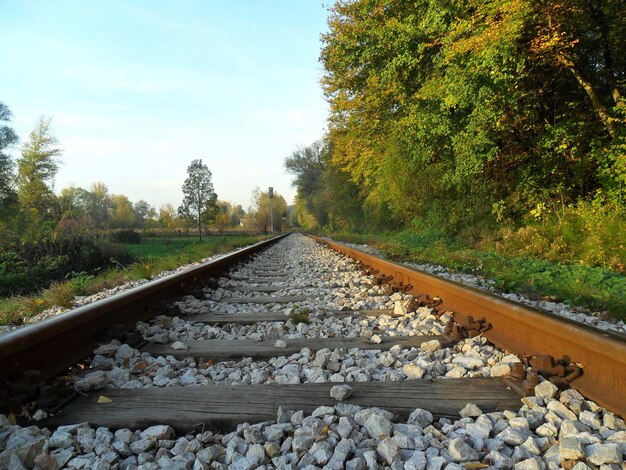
43,281,75,308
0,235,133,297
495,202,625,272
110,229,142,244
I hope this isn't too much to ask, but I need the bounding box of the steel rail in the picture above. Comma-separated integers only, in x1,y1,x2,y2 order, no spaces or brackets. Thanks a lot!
0,234,288,380
309,235,626,417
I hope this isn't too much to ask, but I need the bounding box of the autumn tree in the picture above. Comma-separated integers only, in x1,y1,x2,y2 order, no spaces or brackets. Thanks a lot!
319,0,625,232
214,212,231,234
109,194,136,228
159,203,177,232
530,0,625,138
16,116,62,226
248,187,288,233
178,159,217,240
87,182,111,228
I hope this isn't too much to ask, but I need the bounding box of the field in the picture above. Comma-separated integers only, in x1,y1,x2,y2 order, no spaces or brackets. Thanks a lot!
0,234,269,326
125,235,260,260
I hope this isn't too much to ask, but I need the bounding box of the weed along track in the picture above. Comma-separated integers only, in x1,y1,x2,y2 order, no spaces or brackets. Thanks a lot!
1,233,625,469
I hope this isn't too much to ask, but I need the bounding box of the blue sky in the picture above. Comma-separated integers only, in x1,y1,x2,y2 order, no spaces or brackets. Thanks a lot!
0,1,330,209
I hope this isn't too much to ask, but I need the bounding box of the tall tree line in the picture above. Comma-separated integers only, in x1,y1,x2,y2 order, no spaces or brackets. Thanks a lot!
288,0,625,234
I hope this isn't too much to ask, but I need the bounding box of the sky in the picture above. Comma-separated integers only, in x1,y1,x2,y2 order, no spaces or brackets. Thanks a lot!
0,0,330,209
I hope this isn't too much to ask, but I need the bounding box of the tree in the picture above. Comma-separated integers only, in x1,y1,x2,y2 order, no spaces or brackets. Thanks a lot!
109,194,136,228
248,187,288,233
284,140,330,228
0,102,18,214
530,1,625,139
16,116,62,225
159,203,176,232
319,0,625,232
178,159,217,240
212,200,233,234
134,200,153,230
230,204,245,227
87,182,110,228
214,211,231,234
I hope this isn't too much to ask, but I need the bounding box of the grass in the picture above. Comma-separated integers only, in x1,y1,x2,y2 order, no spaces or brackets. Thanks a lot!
125,235,216,259
0,234,270,326
325,231,626,322
289,307,311,325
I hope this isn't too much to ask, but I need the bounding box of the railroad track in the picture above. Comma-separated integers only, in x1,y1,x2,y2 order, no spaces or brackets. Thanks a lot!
0,233,624,469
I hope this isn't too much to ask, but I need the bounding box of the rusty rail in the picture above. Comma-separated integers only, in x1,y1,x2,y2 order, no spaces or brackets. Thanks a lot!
0,234,288,380
310,235,626,417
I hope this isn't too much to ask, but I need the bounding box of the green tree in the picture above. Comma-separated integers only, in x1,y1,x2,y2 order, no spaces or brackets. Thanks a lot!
230,204,245,227
284,140,329,227
0,102,18,215
16,116,62,226
320,0,625,233
87,182,111,228
285,139,365,231
178,159,218,240
134,199,153,230
109,194,136,228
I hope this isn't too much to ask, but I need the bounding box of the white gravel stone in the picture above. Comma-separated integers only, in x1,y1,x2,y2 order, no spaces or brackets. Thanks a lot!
330,384,353,401
141,425,174,441
490,362,511,377
448,438,479,462
547,399,578,420
498,426,531,446
74,370,108,392
459,403,483,418
364,413,393,438
402,364,426,379
420,340,441,352
377,436,399,464
408,408,433,428
585,443,622,465
534,380,559,399
170,341,188,350
326,438,354,470
452,356,484,369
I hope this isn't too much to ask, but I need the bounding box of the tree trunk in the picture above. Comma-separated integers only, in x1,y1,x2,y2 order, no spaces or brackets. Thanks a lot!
587,1,624,107
197,189,202,241
557,54,617,139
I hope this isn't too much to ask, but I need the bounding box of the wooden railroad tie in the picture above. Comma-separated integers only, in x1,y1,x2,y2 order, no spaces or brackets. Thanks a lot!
182,308,396,325
222,285,285,293
45,378,521,433
227,275,290,282
142,335,451,361
217,295,312,304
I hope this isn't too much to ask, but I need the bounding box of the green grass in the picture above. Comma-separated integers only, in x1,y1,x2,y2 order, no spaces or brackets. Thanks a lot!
326,231,626,322
0,234,270,326
125,236,209,259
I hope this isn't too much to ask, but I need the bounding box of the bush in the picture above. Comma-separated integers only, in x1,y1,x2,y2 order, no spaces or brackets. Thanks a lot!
495,202,625,272
110,229,142,244
0,235,133,297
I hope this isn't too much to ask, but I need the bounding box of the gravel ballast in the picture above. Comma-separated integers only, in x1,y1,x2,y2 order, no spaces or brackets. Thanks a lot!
2,234,624,469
